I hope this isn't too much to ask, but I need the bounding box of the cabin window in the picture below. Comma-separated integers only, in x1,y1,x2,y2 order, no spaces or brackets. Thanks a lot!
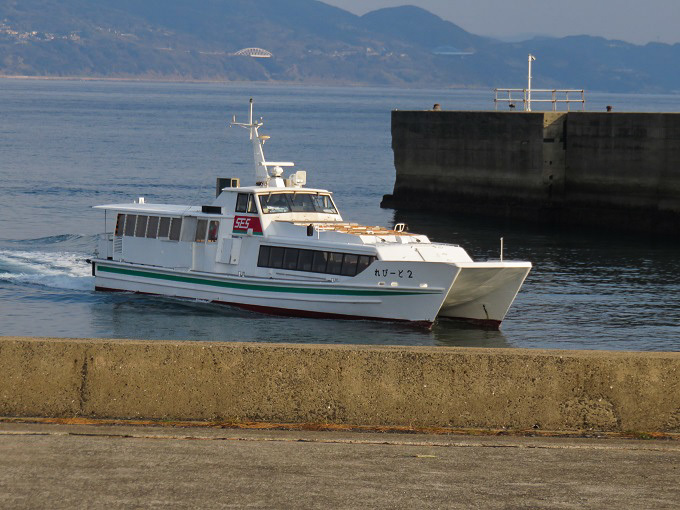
283,248,299,270
135,215,148,237
312,251,329,273
326,252,344,275
124,215,137,236
268,247,285,268
356,255,372,274
180,217,197,242
341,254,359,276
297,250,314,271
257,245,271,267
146,216,159,239
115,214,125,236
257,246,376,276
169,218,182,241
195,219,208,243
158,217,170,238
208,220,219,242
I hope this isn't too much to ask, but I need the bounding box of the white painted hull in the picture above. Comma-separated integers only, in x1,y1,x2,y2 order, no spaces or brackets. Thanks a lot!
92,259,530,327
439,262,532,327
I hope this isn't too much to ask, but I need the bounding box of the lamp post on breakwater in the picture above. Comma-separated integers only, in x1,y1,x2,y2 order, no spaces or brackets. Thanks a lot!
527,54,536,111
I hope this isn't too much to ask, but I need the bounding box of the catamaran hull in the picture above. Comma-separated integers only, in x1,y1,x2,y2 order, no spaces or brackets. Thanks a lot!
92,259,530,327
438,263,532,328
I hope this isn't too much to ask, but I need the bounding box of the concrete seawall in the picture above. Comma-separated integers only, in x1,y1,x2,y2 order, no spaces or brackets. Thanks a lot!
2,337,679,433
383,111,680,235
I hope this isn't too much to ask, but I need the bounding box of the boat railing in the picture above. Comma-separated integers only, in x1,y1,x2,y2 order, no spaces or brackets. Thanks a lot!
494,88,586,112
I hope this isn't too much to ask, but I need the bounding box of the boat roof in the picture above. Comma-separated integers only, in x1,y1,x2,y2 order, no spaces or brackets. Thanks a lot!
93,203,202,214
221,186,332,194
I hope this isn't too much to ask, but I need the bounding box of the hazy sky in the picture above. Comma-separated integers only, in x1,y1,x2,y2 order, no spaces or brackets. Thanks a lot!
323,0,680,45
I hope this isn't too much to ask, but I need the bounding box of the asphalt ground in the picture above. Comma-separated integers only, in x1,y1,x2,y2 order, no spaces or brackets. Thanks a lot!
0,421,679,509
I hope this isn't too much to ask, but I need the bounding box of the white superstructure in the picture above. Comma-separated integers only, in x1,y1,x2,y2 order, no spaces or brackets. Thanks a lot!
91,100,531,328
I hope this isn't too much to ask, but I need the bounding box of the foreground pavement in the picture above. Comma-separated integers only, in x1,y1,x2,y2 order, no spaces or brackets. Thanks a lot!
0,421,678,509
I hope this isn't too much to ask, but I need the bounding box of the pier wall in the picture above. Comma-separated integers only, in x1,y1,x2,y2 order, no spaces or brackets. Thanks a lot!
2,337,680,433
384,111,680,234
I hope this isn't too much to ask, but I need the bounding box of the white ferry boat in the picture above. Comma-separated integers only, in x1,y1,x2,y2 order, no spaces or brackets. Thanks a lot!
91,100,531,328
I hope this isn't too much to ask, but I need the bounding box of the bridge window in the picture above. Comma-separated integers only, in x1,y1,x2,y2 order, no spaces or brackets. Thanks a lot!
289,194,316,212
236,193,258,213
258,193,338,214
312,194,337,214
236,193,248,212
259,193,291,214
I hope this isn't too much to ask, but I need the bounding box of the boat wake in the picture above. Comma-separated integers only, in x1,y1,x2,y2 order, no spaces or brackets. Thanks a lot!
0,249,93,292
3,233,98,251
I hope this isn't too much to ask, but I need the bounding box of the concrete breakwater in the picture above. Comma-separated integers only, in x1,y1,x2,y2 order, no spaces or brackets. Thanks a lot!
1,337,679,433
382,111,680,235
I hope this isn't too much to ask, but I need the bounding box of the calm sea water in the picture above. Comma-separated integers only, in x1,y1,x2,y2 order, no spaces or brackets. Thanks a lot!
1,78,679,351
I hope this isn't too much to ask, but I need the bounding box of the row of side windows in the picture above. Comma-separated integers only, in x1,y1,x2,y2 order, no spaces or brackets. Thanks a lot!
115,214,219,243
257,245,376,277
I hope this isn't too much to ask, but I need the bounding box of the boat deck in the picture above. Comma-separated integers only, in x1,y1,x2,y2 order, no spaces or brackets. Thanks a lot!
281,221,416,236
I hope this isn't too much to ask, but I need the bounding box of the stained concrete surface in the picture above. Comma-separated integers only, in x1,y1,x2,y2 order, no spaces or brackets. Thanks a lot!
2,337,680,433
0,422,678,509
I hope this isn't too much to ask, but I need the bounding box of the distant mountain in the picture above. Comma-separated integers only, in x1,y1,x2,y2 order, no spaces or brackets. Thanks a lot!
360,6,491,52
0,0,678,92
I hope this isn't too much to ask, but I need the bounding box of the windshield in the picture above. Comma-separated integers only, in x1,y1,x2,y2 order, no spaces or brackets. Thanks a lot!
259,193,338,214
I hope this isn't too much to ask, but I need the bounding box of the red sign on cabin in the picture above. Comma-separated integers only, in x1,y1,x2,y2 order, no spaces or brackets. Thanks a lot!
232,215,263,236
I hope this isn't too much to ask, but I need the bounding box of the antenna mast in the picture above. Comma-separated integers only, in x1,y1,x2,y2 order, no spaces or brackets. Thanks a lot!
231,98,268,183
230,98,295,187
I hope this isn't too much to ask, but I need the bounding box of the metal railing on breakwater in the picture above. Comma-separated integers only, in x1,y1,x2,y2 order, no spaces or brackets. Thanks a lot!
494,88,586,111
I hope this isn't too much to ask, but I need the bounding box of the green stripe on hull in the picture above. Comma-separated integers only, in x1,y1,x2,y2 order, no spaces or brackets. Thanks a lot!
97,264,436,297
232,230,263,236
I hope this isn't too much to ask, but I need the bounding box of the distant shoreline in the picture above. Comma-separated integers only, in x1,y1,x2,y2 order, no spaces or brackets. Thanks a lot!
0,74,279,85
0,73,473,90
3,74,679,97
